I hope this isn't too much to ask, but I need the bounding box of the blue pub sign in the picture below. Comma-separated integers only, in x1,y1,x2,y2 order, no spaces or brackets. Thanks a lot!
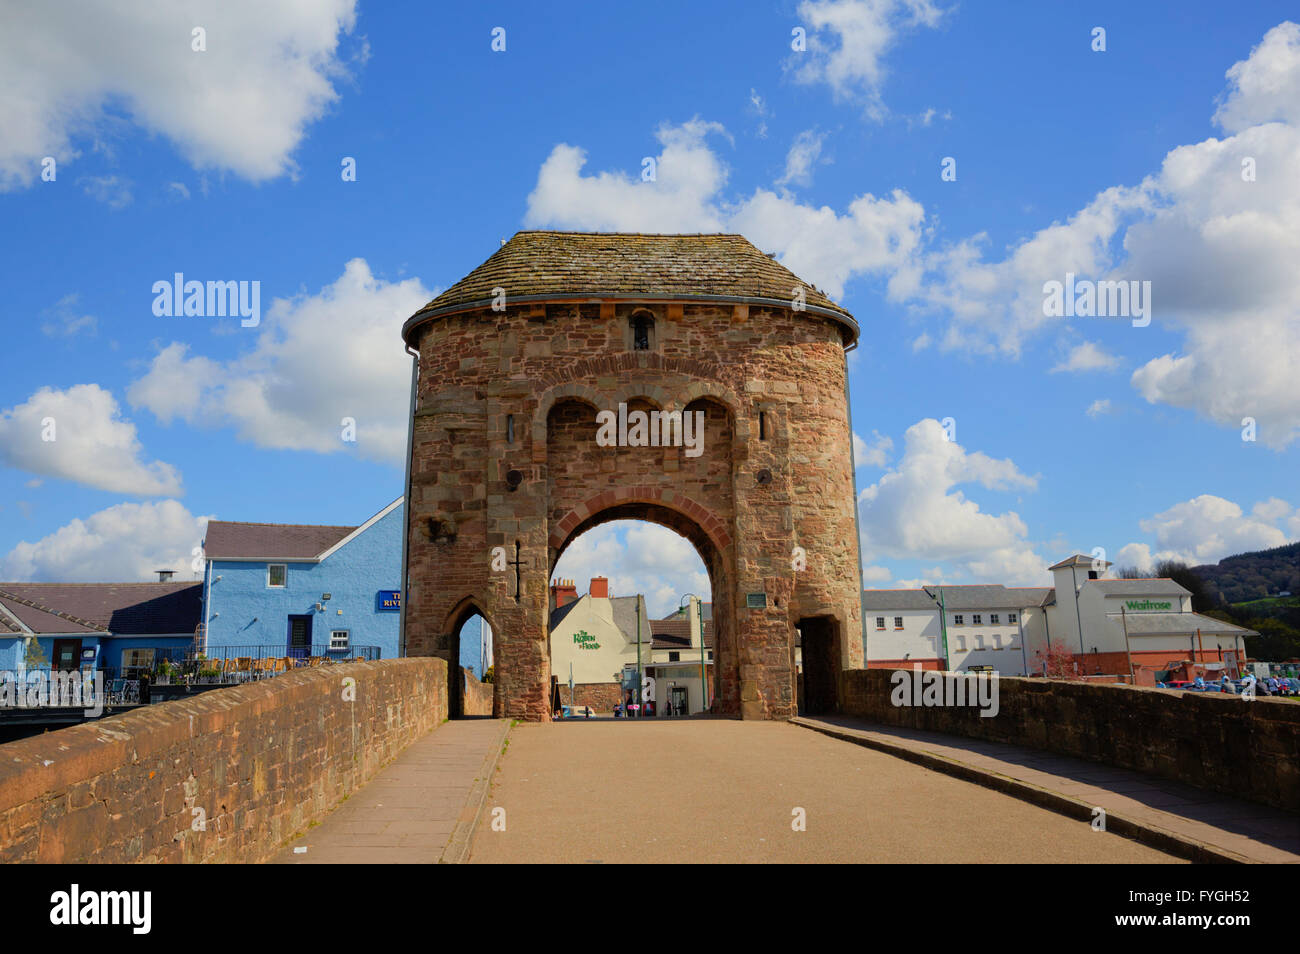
376,590,401,612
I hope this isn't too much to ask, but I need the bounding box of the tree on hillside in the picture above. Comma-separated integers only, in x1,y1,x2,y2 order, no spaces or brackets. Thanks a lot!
1152,559,1217,612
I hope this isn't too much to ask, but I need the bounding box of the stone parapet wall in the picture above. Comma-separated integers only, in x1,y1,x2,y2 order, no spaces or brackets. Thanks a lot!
0,658,446,863
461,668,494,716
842,668,1299,812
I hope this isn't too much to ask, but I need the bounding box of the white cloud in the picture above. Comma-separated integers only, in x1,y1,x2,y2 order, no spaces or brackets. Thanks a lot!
552,520,710,620
777,129,826,187
40,293,97,337
861,564,892,583
77,174,131,209
914,22,1300,444
853,430,893,468
524,118,926,301
1252,496,1292,522
128,259,431,464
1052,341,1120,374
0,500,211,583
857,419,1048,584
792,0,945,118
0,384,182,495
0,1,360,190
1213,21,1300,132
1118,493,1293,569
524,120,730,233
1086,398,1112,418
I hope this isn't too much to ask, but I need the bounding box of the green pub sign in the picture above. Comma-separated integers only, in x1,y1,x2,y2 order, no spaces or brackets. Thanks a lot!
573,630,601,651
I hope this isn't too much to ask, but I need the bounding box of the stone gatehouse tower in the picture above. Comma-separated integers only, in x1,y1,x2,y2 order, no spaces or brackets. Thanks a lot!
400,231,864,721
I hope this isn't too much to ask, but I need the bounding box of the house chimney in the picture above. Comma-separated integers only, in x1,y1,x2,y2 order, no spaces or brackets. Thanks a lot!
551,578,578,608
589,576,609,599
155,569,175,582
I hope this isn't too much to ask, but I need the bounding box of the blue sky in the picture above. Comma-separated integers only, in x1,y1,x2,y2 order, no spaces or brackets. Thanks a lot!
1,1,1298,616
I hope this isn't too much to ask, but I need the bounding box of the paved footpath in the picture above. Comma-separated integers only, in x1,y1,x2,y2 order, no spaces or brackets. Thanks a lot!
469,719,1185,864
272,718,508,864
794,716,1300,864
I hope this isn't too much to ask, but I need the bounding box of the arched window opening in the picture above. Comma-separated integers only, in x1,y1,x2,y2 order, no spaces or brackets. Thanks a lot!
631,313,652,351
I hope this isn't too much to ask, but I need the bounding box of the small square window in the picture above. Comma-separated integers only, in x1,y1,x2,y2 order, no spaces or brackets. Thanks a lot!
972,613,983,625
1008,612,1017,623
875,616,886,630
268,564,286,588
894,616,904,629
668,651,680,662
330,630,349,650
990,613,1000,624
953,614,964,626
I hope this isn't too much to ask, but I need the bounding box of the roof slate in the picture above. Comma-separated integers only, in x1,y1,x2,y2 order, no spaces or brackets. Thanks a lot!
0,582,203,635
1117,612,1255,637
204,521,356,561
408,231,855,341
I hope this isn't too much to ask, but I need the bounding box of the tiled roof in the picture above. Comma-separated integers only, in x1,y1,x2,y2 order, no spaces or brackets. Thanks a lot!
204,521,356,561
610,595,652,645
860,590,940,611
649,618,714,650
1091,579,1191,597
927,585,1054,610
1049,554,1111,570
405,231,856,343
0,582,202,635
1117,612,1255,637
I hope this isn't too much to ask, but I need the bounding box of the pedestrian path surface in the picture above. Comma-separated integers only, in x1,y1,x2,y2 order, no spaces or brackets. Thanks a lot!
794,716,1299,864
470,719,1181,863
272,718,508,864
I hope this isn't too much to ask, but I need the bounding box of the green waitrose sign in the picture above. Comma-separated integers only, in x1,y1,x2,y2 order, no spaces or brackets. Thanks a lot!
1125,599,1171,611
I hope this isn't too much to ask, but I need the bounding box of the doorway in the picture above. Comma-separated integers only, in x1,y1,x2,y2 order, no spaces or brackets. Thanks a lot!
287,614,312,659
52,639,82,671
798,616,840,715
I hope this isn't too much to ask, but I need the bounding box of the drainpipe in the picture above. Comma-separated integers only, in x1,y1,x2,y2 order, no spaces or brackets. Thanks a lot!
1072,566,1085,655
842,348,868,667
398,344,419,658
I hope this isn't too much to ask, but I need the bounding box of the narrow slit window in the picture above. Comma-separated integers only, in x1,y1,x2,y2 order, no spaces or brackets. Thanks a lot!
759,411,767,440
506,413,514,443
632,314,651,351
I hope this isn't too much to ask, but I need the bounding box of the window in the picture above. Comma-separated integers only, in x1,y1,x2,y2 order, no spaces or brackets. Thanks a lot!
953,614,964,626
330,630,350,651
668,651,680,662
759,411,768,440
990,613,1000,624
122,648,155,670
708,651,713,661
974,635,985,650
631,313,652,351
506,414,515,443
876,616,886,630
894,616,904,629
268,564,287,588
992,635,1002,650
1008,612,1017,623
955,635,967,652
972,613,982,625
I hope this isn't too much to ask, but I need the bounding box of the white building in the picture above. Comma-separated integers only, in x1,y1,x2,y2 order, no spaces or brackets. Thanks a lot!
864,554,1256,682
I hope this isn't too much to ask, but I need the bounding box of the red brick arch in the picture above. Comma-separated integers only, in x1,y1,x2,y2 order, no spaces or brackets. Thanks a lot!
548,487,733,561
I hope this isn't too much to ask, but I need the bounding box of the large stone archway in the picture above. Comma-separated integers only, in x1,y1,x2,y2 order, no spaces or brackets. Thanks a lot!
400,231,865,721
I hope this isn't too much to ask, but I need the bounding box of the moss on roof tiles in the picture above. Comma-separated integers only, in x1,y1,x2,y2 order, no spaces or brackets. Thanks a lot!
409,231,854,330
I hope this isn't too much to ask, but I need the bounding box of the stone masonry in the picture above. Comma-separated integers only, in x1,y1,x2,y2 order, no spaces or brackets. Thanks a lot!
402,232,864,721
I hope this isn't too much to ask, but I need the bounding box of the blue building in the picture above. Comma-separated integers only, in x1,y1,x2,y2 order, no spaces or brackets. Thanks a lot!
0,581,202,675
201,497,404,661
